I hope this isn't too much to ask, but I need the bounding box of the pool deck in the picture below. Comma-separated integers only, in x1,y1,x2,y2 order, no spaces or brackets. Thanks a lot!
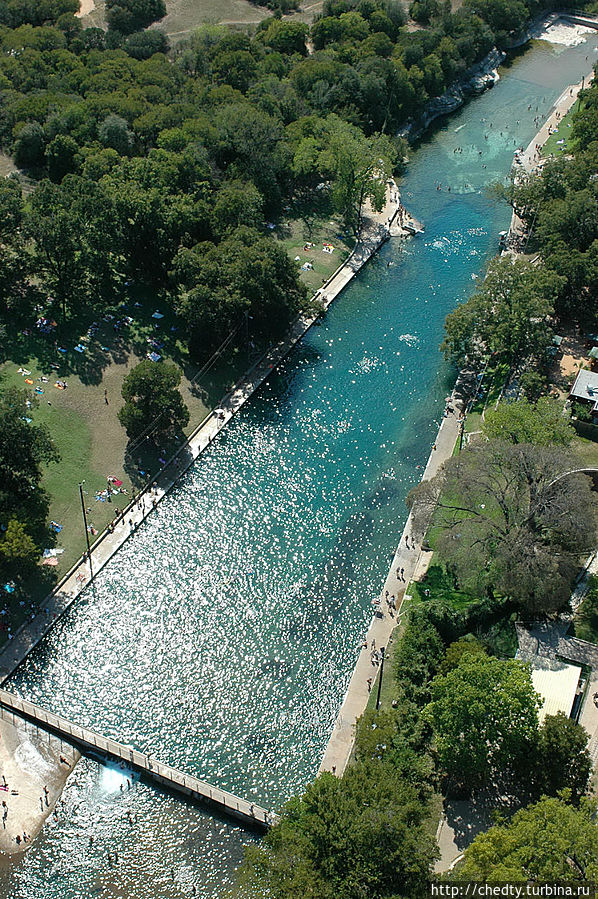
0,182,417,685
506,71,593,247
318,380,465,776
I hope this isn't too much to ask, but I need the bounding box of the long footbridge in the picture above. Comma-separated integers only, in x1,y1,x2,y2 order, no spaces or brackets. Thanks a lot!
0,689,271,831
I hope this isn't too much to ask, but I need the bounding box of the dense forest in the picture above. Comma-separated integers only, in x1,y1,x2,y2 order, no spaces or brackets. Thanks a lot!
0,0,575,358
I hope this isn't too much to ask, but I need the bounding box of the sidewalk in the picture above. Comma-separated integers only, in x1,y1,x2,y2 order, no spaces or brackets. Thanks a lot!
318,388,464,776
0,182,407,684
507,73,592,247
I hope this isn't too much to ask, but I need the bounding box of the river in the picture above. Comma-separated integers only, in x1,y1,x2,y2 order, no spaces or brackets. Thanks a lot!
2,28,597,899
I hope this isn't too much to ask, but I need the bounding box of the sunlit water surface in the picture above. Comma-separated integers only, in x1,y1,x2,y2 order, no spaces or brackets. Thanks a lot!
3,34,598,899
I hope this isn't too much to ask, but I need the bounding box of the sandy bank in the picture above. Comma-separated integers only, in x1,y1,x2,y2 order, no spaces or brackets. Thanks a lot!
0,712,79,856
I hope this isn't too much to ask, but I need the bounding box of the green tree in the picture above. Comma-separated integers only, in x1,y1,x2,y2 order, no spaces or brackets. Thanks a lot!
98,114,135,155
492,170,545,229
0,177,29,315
0,387,59,539
319,115,396,232
442,257,564,368
118,360,190,441
124,28,168,59
173,227,308,357
455,796,598,881
0,176,23,238
424,653,541,788
532,713,592,803
409,441,598,615
45,133,79,182
105,0,165,33
26,179,86,318
410,0,439,25
482,397,575,447
237,763,437,898
438,636,486,676
212,49,258,93
55,11,81,42
13,122,46,169
210,180,263,239
0,519,39,576
574,575,598,644
258,18,308,56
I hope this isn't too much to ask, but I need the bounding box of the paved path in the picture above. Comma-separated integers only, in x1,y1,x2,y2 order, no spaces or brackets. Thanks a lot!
507,71,593,248
318,383,465,776
0,183,407,684
0,691,270,830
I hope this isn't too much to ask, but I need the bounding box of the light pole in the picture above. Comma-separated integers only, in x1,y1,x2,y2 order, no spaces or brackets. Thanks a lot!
375,646,386,711
78,481,94,581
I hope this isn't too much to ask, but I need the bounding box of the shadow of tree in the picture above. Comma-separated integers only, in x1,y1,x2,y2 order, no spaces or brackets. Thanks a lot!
444,784,523,853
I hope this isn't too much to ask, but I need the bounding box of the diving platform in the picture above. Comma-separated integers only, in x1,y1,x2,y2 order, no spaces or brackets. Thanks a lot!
0,689,271,831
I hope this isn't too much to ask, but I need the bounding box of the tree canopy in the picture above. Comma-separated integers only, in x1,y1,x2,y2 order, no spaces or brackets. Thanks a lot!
118,360,190,441
237,764,437,898
455,796,598,881
105,0,166,34
423,652,540,788
499,80,598,324
173,227,308,357
442,256,564,369
482,396,575,446
409,441,598,614
0,387,59,579
532,713,592,803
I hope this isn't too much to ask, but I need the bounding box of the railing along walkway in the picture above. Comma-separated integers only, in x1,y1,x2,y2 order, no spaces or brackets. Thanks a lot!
0,690,270,831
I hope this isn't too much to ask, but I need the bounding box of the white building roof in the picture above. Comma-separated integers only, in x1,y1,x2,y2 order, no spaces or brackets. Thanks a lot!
530,658,581,723
570,369,598,411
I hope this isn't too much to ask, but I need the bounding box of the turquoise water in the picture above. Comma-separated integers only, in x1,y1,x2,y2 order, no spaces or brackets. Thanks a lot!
3,34,598,899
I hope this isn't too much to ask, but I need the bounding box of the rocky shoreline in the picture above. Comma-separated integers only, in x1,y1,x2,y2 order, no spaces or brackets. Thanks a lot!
399,48,505,143
399,9,598,144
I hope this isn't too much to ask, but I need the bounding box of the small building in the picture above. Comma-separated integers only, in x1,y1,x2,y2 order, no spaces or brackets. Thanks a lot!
530,657,582,724
570,368,598,419
547,334,563,358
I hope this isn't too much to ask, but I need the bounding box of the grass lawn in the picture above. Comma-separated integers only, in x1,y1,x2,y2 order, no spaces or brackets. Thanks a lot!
410,562,476,611
83,0,324,41
365,626,402,714
84,0,269,37
541,104,580,158
1,284,252,588
468,361,510,417
275,199,355,294
572,434,598,469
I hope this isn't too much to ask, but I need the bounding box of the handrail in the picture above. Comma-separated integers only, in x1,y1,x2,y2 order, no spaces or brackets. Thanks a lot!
0,689,272,831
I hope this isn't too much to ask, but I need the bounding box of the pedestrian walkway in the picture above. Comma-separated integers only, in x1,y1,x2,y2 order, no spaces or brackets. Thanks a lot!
0,691,271,830
319,385,465,776
506,72,593,248
0,182,409,684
